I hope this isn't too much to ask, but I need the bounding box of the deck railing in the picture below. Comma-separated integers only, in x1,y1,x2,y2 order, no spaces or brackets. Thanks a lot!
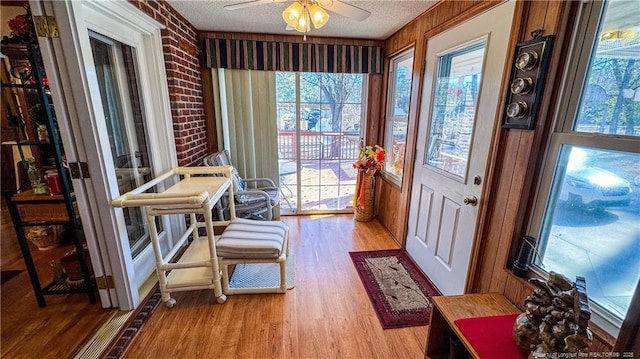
278,131,360,160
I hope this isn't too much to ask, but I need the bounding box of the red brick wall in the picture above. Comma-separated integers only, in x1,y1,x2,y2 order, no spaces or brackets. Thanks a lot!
128,0,207,166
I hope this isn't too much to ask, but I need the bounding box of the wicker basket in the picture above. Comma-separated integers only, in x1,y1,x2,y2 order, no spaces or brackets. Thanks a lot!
25,225,65,251
354,169,375,222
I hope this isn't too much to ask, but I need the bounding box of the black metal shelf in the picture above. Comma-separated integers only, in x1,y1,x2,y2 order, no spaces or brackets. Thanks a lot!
9,140,53,146
42,277,96,296
2,39,96,307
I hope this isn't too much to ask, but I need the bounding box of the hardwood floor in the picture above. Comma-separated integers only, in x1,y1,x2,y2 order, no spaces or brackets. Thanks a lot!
2,206,429,358
0,198,114,359
124,215,428,358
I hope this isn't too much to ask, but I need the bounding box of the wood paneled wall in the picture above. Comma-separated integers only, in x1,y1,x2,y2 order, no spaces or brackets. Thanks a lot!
470,0,618,351
377,0,625,350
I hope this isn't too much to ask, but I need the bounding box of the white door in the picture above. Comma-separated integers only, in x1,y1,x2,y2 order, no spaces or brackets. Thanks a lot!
43,0,183,310
406,1,515,295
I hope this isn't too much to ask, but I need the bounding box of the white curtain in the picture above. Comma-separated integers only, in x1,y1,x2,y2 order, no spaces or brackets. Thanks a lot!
211,69,280,188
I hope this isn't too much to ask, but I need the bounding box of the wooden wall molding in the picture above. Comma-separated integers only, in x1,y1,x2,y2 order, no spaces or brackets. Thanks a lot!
201,67,218,154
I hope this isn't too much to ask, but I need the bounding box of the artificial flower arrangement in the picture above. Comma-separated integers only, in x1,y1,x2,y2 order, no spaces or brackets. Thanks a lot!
2,6,37,44
352,144,386,171
352,145,386,211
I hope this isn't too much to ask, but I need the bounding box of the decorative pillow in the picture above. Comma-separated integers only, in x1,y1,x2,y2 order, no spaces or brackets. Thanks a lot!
230,167,246,192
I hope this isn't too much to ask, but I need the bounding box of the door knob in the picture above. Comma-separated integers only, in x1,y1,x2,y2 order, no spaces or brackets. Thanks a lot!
463,196,478,206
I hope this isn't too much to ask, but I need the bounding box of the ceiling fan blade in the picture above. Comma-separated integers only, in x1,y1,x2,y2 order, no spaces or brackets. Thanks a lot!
322,1,370,21
224,0,273,11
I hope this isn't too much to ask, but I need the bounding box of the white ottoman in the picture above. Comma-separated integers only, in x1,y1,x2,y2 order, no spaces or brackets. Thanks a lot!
217,218,289,294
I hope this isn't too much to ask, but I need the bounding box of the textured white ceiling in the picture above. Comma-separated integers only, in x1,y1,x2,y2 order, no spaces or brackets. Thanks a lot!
166,0,437,40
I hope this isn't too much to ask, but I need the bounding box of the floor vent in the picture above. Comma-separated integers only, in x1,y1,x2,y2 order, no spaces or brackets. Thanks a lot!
74,310,133,359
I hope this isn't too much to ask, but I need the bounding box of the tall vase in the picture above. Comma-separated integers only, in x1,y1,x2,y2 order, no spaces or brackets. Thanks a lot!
354,168,375,222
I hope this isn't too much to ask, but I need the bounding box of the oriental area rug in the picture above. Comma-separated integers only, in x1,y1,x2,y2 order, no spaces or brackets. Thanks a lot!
349,249,441,329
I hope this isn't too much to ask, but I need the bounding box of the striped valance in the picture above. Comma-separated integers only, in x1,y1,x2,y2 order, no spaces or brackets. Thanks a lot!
203,38,382,74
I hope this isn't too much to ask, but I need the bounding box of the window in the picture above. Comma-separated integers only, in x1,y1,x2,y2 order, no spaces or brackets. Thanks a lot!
426,42,485,179
384,49,414,184
529,0,640,334
275,72,366,213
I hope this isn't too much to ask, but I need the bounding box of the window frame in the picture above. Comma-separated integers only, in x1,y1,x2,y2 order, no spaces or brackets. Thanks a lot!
383,48,414,186
274,71,368,214
527,0,640,336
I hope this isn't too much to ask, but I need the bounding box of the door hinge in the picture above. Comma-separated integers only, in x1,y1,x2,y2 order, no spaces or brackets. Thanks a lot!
96,275,115,290
33,15,59,38
69,162,90,179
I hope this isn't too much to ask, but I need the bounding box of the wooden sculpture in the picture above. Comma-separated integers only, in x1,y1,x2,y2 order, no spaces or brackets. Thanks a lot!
513,272,592,358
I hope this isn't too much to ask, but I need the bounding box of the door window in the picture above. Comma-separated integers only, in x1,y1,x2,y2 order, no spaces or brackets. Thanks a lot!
426,42,486,179
90,35,155,257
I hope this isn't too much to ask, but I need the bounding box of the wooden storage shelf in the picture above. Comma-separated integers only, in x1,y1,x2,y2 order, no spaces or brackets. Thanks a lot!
5,140,52,146
425,293,521,359
11,190,79,223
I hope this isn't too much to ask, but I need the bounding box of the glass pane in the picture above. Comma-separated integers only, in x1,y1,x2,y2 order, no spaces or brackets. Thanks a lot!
344,74,363,103
276,72,364,213
574,1,640,137
392,55,413,117
318,185,338,210
320,160,339,185
302,105,329,131
339,184,356,209
426,42,486,178
537,146,640,319
276,72,295,102
385,121,407,176
340,104,361,132
276,102,296,132
90,36,154,257
300,73,322,103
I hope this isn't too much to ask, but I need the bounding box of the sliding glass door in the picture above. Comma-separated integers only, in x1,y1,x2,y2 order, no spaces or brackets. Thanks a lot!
49,0,181,309
276,72,366,214
90,34,154,257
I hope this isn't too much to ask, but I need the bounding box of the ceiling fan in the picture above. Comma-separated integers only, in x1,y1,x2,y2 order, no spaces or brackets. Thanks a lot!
224,0,371,39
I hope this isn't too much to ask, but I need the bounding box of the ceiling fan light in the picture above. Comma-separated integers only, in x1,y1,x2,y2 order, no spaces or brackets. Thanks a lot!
309,4,329,29
294,9,311,33
283,2,304,28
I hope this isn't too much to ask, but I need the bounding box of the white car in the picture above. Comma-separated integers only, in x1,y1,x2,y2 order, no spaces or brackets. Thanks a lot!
559,166,632,209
